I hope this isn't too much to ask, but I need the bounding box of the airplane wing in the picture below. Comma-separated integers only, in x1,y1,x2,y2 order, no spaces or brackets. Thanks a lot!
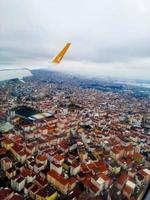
0,68,32,82
0,43,71,82
52,43,71,64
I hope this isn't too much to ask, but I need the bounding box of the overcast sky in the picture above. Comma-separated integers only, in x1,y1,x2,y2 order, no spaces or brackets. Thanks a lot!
0,0,150,80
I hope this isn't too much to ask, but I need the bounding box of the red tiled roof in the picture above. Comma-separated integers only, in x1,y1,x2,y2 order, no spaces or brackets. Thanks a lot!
53,154,64,161
95,161,107,172
87,163,97,170
20,168,32,177
125,144,133,152
26,144,34,150
81,164,90,173
36,155,47,162
90,182,99,193
48,127,55,132
126,158,132,165
100,173,110,182
68,177,77,185
30,184,40,193
81,177,91,187
0,188,12,199
117,172,128,185
11,135,22,142
72,161,80,168
3,138,13,144
139,169,149,177
114,145,124,152
35,176,48,187
0,147,6,155
82,177,99,193
9,194,23,200
124,185,133,194
47,170,68,185
11,145,23,153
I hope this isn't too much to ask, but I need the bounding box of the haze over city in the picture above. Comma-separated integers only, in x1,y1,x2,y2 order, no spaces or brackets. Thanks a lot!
1,0,150,80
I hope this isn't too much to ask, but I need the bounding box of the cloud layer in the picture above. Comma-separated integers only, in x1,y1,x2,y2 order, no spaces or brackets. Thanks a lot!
0,0,150,80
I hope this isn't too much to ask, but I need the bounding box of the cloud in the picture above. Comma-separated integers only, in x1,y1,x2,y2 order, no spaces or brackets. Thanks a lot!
49,57,150,80
0,0,150,80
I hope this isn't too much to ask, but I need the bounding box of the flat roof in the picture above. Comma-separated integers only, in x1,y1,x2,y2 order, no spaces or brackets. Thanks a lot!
126,180,136,189
32,113,45,120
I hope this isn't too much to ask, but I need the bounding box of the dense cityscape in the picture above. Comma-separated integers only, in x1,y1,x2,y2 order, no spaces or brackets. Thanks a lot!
0,70,149,200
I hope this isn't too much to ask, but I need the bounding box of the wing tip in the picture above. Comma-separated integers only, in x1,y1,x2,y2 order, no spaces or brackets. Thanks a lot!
52,42,71,64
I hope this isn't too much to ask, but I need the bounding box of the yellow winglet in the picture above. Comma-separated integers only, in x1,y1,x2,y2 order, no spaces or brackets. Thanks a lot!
52,43,71,64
